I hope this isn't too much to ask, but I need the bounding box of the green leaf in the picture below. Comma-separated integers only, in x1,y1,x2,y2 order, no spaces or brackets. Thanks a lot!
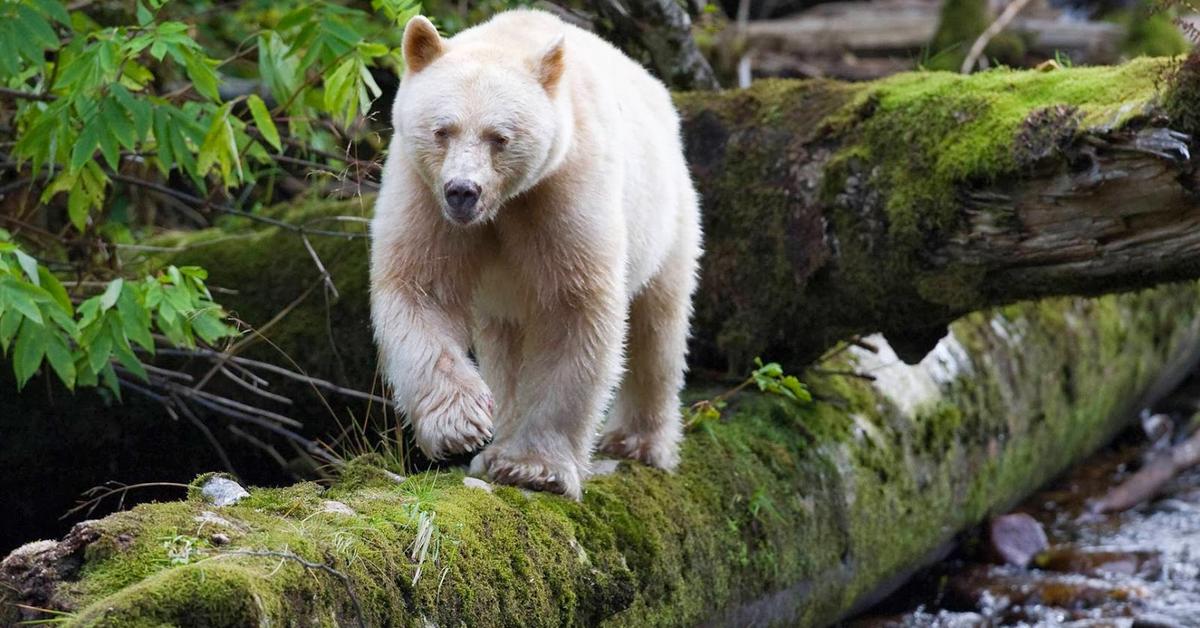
15,4,59,52
2,283,45,326
197,103,241,185
107,314,147,381
14,250,40,284
102,96,137,149
44,334,76,390
100,278,124,311
246,94,281,152
12,320,49,387
31,0,71,25
87,329,112,374
76,357,98,388
135,1,153,26
37,266,74,315
184,51,220,102
100,362,121,399
191,310,232,344
117,285,154,351
0,312,21,353
277,5,316,31
71,120,101,170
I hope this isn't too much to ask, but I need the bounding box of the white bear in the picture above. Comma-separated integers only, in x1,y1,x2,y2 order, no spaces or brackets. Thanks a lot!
369,9,702,499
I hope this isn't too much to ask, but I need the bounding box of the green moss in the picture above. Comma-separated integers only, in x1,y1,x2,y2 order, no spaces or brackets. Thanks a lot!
844,58,1160,239
818,58,1165,327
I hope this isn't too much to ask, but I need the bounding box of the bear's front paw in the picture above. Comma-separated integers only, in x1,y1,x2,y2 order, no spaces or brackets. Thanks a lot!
411,379,494,460
598,429,680,471
470,448,583,500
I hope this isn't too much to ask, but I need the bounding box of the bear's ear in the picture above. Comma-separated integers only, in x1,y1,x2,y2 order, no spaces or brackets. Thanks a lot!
403,16,443,74
533,34,566,93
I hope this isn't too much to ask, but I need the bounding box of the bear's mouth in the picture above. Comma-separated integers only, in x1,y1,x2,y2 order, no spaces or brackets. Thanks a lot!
441,200,491,227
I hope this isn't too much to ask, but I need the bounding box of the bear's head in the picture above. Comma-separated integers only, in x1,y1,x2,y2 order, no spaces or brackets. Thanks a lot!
393,16,570,227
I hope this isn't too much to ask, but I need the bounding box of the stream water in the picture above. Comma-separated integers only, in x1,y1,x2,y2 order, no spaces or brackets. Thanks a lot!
850,424,1200,627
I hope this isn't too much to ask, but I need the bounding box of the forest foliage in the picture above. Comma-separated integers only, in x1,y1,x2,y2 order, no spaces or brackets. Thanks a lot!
0,0,439,394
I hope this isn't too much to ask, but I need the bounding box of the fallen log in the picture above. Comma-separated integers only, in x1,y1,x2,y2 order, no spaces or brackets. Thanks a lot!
4,58,1200,625
4,284,1200,626
731,0,1129,79
153,58,1200,377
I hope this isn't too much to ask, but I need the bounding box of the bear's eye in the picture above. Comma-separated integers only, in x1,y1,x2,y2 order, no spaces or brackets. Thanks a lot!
433,128,449,141
487,134,510,150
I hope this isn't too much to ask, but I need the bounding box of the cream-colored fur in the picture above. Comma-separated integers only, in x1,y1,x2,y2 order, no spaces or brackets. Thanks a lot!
369,9,702,499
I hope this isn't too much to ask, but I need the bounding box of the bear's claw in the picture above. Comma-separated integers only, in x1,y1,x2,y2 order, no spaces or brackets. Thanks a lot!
598,429,680,471
412,384,494,460
471,449,583,500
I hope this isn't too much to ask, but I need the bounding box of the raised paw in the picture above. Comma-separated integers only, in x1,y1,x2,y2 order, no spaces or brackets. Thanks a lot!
470,448,583,500
598,428,680,471
411,379,494,460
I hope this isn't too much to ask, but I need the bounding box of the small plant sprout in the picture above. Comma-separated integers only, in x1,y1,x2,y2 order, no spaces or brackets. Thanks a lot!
684,357,812,433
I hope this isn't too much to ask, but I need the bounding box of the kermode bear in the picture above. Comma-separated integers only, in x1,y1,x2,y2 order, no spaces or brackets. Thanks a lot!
370,9,702,499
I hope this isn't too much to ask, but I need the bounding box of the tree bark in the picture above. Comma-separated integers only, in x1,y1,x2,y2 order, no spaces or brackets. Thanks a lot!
543,0,721,90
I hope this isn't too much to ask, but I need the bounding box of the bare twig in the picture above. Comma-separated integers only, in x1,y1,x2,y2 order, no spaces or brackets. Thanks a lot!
107,172,367,239
302,234,340,301
219,366,293,405
0,86,55,102
190,276,323,391
961,0,1033,74
161,347,392,407
63,481,189,519
809,368,878,382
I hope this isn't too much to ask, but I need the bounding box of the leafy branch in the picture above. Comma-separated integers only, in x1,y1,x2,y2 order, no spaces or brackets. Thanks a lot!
684,358,812,433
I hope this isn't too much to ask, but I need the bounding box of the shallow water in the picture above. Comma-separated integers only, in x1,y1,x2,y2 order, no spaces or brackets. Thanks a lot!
851,438,1200,627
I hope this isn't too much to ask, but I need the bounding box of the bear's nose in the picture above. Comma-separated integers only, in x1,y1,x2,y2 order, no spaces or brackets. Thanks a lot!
443,179,481,222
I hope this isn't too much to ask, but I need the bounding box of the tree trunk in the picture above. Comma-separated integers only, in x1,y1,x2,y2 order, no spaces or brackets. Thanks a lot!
4,58,1200,626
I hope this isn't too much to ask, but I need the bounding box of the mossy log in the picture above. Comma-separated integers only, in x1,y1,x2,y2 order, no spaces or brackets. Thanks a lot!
6,59,1200,626
5,284,1200,627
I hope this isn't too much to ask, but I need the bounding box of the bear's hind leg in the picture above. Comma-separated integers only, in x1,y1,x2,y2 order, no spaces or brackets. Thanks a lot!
600,224,700,470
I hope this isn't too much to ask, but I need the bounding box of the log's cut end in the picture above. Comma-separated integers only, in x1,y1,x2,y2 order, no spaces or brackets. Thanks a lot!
5,278,1200,627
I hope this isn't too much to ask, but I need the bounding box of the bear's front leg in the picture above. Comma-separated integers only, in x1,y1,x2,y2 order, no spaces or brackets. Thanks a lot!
372,284,494,461
471,291,626,499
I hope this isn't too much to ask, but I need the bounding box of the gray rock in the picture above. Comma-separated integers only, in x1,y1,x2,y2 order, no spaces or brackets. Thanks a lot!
321,500,356,516
200,476,249,507
384,470,407,484
988,512,1048,567
462,477,493,493
590,459,621,477
194,511,235,528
